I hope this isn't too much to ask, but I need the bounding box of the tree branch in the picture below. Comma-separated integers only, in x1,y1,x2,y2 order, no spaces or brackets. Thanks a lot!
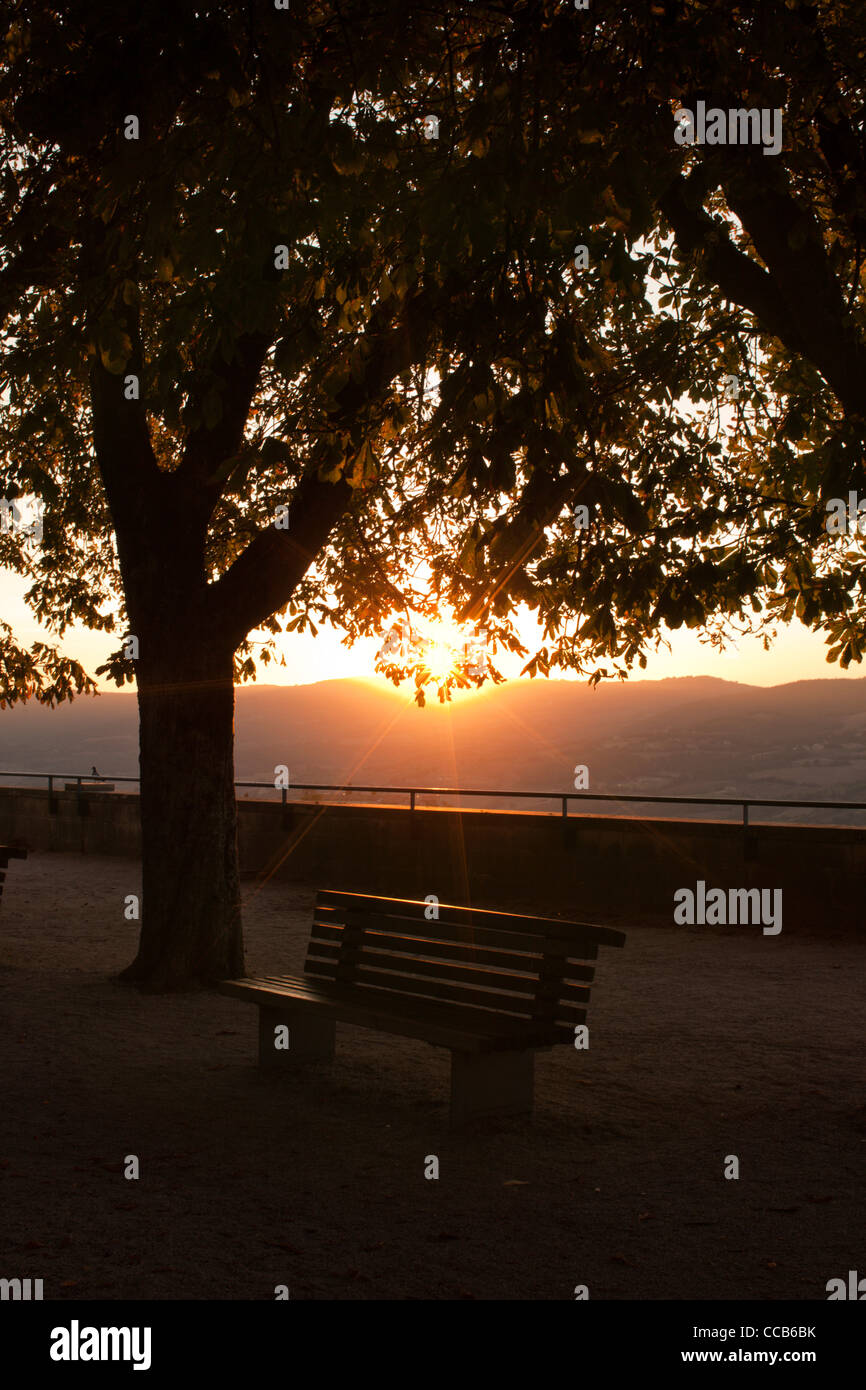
660,169,810,357
87,287,165,575
178,320,279,489
207,470,353,647
721,162,866,419
662,162,866,420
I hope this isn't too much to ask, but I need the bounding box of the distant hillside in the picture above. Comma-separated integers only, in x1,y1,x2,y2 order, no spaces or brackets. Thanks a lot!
1,675,865,824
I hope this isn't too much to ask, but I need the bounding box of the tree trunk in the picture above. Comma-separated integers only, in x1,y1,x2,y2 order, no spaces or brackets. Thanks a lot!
120,641,244,991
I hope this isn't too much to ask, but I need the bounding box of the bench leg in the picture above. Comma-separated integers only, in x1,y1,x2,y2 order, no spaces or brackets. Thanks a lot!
449,1049,535,1126
257,1006,335,1069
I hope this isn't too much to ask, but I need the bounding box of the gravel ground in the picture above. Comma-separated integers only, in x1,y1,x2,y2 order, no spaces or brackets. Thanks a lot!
1,850,863,1300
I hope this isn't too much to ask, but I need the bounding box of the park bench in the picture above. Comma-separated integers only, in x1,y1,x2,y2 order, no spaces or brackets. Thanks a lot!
0,845,27,914
219,889,626,1124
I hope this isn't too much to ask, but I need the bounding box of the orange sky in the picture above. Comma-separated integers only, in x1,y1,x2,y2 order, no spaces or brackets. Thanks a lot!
2,569,860,691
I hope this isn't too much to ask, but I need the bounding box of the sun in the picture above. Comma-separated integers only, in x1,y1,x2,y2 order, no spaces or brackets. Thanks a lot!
376,611,491,692
415,616,486,683
424,637,460,681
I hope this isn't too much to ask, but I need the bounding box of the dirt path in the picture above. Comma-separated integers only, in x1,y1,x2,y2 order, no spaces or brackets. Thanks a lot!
1,851,863,1299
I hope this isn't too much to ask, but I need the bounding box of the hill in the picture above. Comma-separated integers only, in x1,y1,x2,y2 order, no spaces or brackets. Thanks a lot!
1,675,864,823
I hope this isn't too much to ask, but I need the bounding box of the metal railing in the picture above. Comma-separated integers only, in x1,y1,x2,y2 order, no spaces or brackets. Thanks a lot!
1,769,865,832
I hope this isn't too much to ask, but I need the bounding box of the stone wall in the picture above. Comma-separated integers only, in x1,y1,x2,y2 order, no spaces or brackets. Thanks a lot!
1,786,862,931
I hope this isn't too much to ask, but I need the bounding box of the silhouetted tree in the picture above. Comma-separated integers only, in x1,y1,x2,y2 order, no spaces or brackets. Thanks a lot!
1,0,863,985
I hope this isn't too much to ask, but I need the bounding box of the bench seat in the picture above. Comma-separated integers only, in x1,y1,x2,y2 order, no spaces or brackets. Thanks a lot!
219,972,571,1053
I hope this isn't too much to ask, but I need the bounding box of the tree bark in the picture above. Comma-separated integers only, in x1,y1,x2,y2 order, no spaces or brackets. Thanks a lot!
120,639,243,991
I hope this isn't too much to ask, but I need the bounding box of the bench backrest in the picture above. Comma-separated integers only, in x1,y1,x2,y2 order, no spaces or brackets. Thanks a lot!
307,890,625,1043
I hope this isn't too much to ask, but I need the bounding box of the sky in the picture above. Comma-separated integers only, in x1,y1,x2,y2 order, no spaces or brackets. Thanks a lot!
1,565,858,692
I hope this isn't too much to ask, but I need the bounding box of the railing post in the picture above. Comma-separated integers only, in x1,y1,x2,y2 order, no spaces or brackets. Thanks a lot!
410,788,422,842
48,774,57,816
76,775,85,817
743,801,757,862
561,794,575,848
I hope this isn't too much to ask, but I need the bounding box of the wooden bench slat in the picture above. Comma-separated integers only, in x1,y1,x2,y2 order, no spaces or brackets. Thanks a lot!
243,973,575,1033
249,971,510,1018
219,975,563,1052
307,925,596,979
312,911,601,961
309,925,545,965
305,962,537,1016
304,946,594,1005
253,972,587,1030
557,982,593,1004
250,972,539,1025
303,959,565,1017
308,947,539,993
315,890,626,947
553,1003,588,1026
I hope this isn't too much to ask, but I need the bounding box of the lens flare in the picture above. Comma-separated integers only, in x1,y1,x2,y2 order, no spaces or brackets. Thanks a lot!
424,638,459,681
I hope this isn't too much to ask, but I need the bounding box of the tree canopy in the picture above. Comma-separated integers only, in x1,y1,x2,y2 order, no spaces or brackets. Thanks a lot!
1,0,863,715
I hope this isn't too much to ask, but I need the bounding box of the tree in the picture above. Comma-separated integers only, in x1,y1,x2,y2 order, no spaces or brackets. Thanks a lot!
420,0,866,681
1,1,862,986
654,0,866,670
